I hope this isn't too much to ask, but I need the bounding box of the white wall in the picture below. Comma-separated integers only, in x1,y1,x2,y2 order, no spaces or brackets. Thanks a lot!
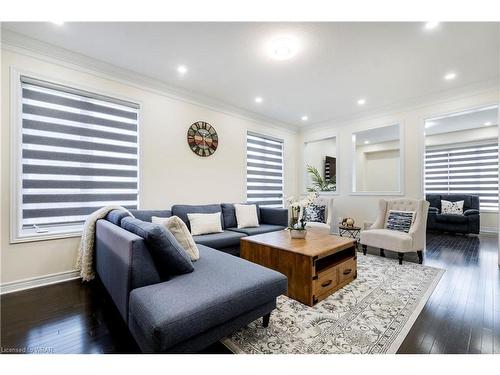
0,47,300,285
355,140,400,192
300,87,499,231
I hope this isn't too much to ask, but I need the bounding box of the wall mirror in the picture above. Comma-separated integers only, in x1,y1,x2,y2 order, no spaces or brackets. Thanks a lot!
303,136,337,193
352,124,403,194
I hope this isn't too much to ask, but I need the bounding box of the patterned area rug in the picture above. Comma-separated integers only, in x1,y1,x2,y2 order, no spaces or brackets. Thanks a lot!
222,254,444,354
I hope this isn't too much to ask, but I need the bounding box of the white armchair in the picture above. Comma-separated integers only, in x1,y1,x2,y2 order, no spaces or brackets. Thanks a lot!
360,199,430,264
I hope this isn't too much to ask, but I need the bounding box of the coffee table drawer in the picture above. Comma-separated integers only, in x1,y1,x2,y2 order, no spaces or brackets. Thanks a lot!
338,258,356,284
314,266,339,296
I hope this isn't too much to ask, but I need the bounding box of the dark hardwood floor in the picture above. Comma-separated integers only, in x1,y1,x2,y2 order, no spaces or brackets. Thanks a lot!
1,232,499,354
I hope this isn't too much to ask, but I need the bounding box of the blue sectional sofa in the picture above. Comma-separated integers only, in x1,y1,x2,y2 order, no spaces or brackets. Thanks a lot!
130,203,288,256
95,203,288,353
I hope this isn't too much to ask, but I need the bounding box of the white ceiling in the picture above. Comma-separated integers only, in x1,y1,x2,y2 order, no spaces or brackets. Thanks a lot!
3,22,499,128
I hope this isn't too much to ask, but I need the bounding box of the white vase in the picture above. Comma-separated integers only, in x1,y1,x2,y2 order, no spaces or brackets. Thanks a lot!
290,229,307,239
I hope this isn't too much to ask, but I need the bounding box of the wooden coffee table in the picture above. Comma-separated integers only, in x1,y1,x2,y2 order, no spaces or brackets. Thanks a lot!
240,227,357,306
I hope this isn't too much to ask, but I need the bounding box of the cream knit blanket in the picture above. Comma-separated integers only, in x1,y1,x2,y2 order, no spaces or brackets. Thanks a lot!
75,205,134,281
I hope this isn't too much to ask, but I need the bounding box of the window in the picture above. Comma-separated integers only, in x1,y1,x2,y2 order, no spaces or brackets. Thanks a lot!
246,131,284,207
14,75,139,241
424,141,499,211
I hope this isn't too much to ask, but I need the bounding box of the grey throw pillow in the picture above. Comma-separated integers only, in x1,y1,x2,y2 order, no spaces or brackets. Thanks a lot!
303,204,326,223
386,210,414,233
121,217,194,277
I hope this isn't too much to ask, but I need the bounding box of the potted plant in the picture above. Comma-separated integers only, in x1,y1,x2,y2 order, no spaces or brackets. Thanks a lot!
286,192,317,239
306,164,336,192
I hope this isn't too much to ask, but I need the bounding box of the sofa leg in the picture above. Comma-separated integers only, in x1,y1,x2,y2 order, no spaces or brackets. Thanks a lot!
362,244,367,256
417,250,423,264
263,313,271,328
398,252,404,265
380,248,386,257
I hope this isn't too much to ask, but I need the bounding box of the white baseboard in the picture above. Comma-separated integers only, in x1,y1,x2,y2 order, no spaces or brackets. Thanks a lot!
0,270,81,295
480,226,498,234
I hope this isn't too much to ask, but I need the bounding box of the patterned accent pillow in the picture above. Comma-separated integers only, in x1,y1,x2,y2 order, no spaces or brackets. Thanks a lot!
386,210,414,233
303,204,326,223
441,200,464,215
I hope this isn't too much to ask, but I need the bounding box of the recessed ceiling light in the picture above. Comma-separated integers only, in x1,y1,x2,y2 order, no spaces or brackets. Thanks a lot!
425,121,436,128
177,65,188,75
484,121,493,126
266,36,299,61
301,115,308,121
51,21,65,26
255,96,263,103
364,140,370,145
357,99,366,106
444,72,456,80
424,22,440,30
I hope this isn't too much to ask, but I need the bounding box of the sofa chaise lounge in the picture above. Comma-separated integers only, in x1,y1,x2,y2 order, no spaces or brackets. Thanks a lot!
95,204,288,353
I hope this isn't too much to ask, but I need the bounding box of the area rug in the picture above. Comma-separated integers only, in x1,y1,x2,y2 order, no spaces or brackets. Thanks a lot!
222,254,444,354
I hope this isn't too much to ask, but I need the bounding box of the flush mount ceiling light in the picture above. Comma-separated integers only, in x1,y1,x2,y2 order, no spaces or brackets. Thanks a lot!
266,35,300,61
177,65,188,75
357,98,366,106
301,115,309,121
444,72,456,80
255,96,263,103
424,22,440,30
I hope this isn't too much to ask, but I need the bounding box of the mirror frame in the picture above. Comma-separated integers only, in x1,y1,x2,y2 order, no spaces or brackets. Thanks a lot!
303,134,339,196
350,122,405,196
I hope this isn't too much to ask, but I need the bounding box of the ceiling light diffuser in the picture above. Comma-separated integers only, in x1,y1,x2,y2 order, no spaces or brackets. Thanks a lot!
177,65,188,75
357,99,366,105
444,72,456,80
255,97,263,103
364,141,370,145
424,22,440,30
266,36,299,61
301,115,308,121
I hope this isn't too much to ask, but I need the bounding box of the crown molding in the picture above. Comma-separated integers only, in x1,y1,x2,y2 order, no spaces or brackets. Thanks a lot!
300,79,499,133
1,29,299,133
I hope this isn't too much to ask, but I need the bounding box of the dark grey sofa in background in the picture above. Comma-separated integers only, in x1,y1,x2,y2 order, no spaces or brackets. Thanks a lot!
130,203,288,256
426,194,480,235
95,216,287,353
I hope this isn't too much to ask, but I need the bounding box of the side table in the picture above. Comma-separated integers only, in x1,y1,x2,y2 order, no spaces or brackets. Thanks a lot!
338,225,361,249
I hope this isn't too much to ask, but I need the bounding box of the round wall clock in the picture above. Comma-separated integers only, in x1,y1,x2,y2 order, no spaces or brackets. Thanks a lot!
187,121,218,157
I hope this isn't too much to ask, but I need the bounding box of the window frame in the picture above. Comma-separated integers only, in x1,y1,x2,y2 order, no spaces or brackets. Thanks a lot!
10,68,142,243
245,130,285,208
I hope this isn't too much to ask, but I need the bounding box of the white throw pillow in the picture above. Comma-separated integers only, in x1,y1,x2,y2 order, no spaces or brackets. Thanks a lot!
441,200,464,215
234,204,260,229
152,216,200,261
187,212,223,235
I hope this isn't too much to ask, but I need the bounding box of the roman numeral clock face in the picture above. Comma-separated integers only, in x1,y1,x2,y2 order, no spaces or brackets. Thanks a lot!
187,121,219,157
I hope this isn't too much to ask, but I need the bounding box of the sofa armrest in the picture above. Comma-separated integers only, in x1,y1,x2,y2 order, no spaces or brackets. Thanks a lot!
259,207,289,226
95,220,162,322
464,209,479,216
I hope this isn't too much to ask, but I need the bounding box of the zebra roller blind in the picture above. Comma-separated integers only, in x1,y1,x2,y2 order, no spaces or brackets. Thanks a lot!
20,76,139,234
424,141,499,211
246,131,284,207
